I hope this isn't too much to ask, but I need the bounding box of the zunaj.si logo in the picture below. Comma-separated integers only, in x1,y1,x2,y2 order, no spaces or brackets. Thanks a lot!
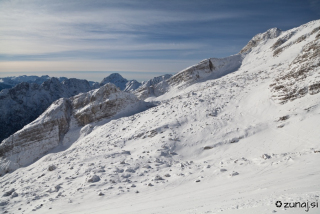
275,200,319,212
275,201,282,208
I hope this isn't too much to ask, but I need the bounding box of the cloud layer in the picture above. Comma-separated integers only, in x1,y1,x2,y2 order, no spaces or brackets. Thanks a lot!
0,0,319,81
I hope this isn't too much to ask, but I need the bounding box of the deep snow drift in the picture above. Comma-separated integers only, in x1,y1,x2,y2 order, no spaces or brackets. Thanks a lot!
0,20,320,214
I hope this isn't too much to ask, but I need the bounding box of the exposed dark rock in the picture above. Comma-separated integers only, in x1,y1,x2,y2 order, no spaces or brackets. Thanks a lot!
203,146,213,150
271,38,320,103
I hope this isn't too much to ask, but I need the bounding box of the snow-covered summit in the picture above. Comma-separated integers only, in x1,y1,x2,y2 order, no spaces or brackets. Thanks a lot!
100,73,142,91
100,73,128,90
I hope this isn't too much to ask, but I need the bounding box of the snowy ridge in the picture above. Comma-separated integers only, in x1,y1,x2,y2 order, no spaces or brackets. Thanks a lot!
168,54,242,88
0,19,320,214
134,54,242,100
0,75,68,91
134,74,172,99
240,27,282,54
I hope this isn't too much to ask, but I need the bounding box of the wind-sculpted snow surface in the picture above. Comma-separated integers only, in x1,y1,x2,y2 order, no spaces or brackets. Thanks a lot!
0,78,95,142
0,83,149,175
0,20,320,214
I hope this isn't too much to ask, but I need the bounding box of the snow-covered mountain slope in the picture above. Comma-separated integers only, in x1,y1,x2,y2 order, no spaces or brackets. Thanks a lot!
1,20,320,214
134,74,173,99
0,78,96,142
124,80,142,92
0,83,150,175
100,73,141,91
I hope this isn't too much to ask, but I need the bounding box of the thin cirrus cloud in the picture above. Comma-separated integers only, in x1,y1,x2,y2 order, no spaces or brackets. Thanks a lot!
0,0,319,81
0,0,250,56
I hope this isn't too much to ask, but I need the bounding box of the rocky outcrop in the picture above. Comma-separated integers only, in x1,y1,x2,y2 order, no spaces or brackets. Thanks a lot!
0,78,95,142
71,83,143,126
0,83,148,175
271,27,320,103
0,98,72,174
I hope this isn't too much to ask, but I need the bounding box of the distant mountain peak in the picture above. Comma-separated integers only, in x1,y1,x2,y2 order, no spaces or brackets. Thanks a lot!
100,73,141,91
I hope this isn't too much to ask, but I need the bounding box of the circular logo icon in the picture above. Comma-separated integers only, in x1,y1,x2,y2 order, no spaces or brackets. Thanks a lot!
275,201,282,208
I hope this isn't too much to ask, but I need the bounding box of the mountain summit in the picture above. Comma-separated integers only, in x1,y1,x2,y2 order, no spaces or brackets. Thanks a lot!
99,73,141,91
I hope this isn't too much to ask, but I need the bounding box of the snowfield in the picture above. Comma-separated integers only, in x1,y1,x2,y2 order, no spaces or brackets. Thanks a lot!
1,20,320,214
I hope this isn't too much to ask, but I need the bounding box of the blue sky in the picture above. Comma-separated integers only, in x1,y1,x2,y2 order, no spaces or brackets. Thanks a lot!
0,0,319,82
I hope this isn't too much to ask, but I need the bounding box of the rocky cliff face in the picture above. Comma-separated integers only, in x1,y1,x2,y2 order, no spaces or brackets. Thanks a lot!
71,83,143,126
0,83,148,175
0,98,72,173
0,78,95,142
